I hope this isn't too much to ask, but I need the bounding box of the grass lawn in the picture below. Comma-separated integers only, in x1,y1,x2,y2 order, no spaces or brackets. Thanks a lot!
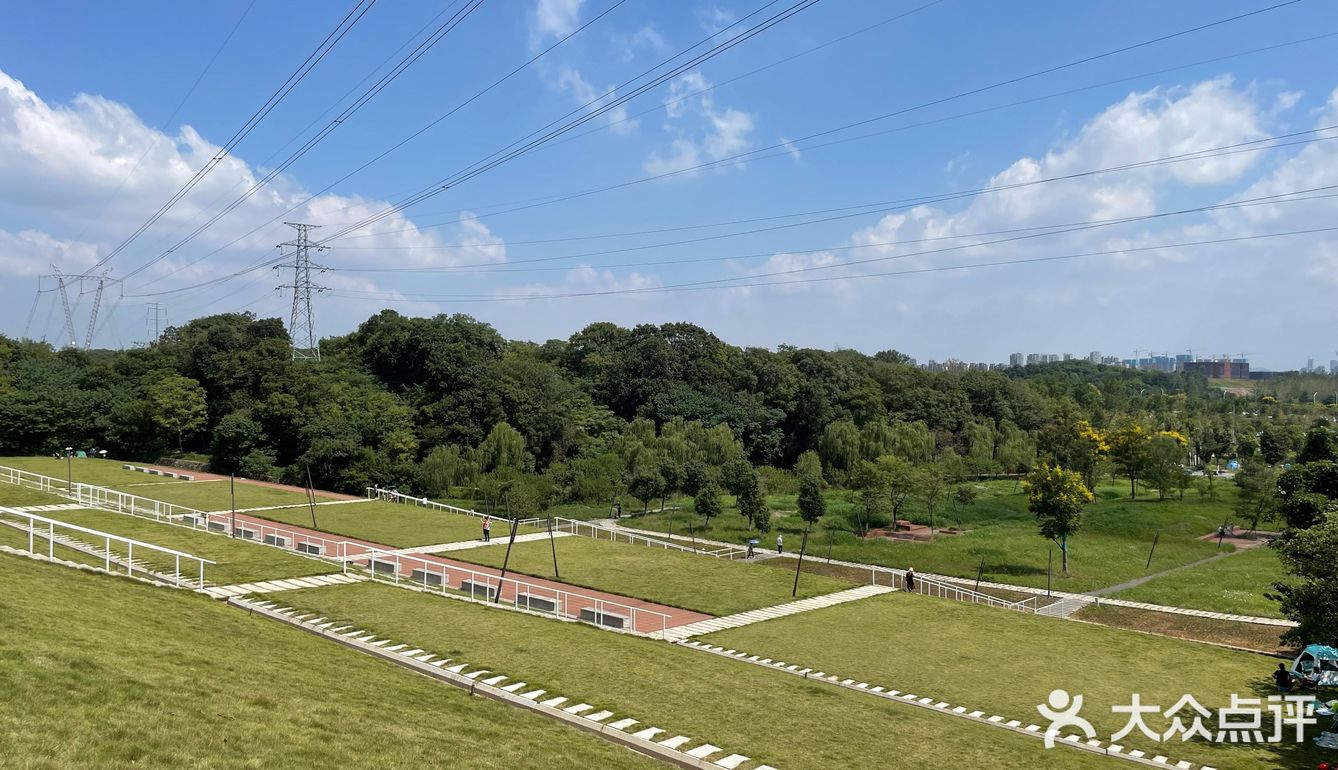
275,581,1115,770
703,592,1323,770
0,506,340,586
0,456,336,510
0,520,108,569
638,480,1247,595
250,499,523,548
1110,546,1288,618
0,557,657,769
448,536,853,615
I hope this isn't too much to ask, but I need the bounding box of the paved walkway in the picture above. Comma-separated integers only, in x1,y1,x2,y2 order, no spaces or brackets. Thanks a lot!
212,508,711,635
662,585,894,642
141,463,362,501
332,531,572,560
596,520,773,560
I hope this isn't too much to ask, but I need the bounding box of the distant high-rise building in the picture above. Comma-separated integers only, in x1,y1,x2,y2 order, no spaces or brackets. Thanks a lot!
1088,351,1101,363
1009,352,1023,367
1063,353,1073,361
1026,353,1041,365
1307,357,1315,372
1330,359,1338,374
1045,354,1060,363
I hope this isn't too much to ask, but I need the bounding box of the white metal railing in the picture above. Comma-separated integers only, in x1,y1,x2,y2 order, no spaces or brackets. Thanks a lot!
549,517,750,559
368,488,499,519
0,464,351,569
347,545,672,639
0,506,214,588
808,553,1038,612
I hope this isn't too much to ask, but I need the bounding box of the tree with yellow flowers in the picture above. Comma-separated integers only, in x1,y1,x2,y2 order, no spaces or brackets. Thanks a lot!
1106,420,1151,499
1025,463,1093,573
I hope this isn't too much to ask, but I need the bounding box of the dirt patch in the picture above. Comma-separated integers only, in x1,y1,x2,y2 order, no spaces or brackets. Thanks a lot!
1075,604,1294,656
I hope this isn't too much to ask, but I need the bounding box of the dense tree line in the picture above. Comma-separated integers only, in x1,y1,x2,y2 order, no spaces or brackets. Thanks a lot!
0,311,1331,510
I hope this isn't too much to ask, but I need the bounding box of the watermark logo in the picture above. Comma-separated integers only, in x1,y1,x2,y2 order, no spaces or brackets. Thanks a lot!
1037,691,1318,748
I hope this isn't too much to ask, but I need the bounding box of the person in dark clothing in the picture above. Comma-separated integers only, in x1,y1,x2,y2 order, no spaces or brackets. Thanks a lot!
905,567,917,592
1273,663,1294,693
482,516,492,543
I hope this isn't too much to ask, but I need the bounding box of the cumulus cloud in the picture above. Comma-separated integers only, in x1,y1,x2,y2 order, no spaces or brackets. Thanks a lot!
551,64,636,134
0,66,506,344
644,69,755,176
531,0,584,43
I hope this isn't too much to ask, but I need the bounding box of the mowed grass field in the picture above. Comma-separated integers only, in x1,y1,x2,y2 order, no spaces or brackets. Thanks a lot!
0,456,336,510
1109,546,1287,618
448,536,853,615
0,557,658,769
273,581,1116,770
638,480,1248,595
702,591,1322,770
249,499,522,548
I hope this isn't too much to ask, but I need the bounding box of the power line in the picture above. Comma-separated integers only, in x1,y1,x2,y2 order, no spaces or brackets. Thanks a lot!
323,185,1338,276
122,125,1337,300
118,0,486,282
323,128,1338,270
72,0,259,246
89,0,378,273
128,0,632,291
321,0,1303,243
273,223,327,361
321,0,827,241
325,28,1338,246
326,224,1338,303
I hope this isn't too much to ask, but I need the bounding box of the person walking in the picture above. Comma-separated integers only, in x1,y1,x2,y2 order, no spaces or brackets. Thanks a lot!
776,533,784,555
482,515,492,543
746,539,756,559
905,566,916,592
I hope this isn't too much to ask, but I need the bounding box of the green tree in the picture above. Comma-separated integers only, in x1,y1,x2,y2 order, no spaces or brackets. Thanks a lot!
694,482,722,526
1143,433,1187,500
209,412,264,474
792,474,827,596
719,457,756,498
817,419,861,472
1106,420,1150,499
1297,425,1338,464
628,467,666,514
1025,463,1093,573
1234,459,1279,531
794,449,823,480
478,421,531,473
1272,512,1338,647
919,462,950,533
149,374,207,451
680,459,709,497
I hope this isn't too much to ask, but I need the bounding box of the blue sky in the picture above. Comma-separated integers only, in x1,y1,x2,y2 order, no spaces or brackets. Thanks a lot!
1,0,1336,369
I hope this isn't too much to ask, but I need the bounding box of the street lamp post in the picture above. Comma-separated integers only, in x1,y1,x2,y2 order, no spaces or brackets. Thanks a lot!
64,447,73,492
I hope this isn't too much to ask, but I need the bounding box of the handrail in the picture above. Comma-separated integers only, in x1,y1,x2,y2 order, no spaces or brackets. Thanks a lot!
547,517,749,559
0,505,214,588
369,488,497,519
350,545,672,639
0,464,349,568
801,552,1036,612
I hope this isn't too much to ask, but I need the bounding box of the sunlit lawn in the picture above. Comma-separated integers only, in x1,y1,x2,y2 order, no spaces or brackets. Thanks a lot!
1111,546,1287,618
0,557,657,769
637,480,1245,594
704,591,1322,770
275,581,1116,770
448,536,853,615
251,499,532,548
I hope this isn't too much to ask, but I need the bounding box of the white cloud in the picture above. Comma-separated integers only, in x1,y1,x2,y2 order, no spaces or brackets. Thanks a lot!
644,69,755,176
506,264,660,299
531,0,584,43
696,5,736,34
620,25,671,60
0,66,506,346
552,65,636,134
0,227,98,277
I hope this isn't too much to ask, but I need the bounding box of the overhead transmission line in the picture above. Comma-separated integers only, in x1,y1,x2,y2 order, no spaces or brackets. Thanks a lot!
128,0,633,291
125,124,1338,300
320,0,828,241
118,0,487,282
324,126,1338,271
325,27,1338,247
325,185,1338,276
71,0,259,246
318,0,1300,243
328,224,1338,303
89,0,378,273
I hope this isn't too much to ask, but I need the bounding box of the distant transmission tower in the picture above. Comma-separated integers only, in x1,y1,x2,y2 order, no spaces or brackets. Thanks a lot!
146,302,168,345
274,222,327,361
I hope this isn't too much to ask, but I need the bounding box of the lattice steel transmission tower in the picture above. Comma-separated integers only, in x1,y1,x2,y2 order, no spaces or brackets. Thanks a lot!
274,222,327,361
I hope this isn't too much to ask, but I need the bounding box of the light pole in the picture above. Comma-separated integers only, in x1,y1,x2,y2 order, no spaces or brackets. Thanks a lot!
64,447,73,492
